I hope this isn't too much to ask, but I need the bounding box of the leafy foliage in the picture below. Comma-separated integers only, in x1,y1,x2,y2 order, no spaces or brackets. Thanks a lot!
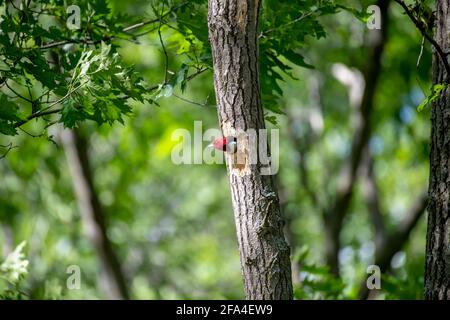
0,0,184,136
258,0,368,118
0,242,29,299
293,246,347,299
0,0,368,133
0,0,433,300
417,83,447,112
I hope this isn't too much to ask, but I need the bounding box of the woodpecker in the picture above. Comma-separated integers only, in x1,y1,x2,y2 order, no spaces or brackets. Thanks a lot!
208,136,238,154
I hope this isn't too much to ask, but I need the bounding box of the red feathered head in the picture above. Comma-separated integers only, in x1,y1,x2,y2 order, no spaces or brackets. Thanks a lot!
209,136,237,153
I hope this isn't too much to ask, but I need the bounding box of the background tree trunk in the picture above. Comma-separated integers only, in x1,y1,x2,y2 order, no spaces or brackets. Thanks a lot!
208,0,293,299
62,129,129,300
358,150,427,299
323,0,390,276
424,0,450,300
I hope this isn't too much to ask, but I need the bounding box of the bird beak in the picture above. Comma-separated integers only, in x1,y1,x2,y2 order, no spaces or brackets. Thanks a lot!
207,143,214,148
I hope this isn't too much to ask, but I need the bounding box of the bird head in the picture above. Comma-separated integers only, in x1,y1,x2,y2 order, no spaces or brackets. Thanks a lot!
208,136,237,153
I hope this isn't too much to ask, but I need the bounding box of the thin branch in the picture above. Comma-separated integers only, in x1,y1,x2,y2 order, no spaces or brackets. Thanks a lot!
358,150,428,300
172,93,215,107
394,0,450,81
286,115,321,210
40,39,75,50
158,4,169,84
15,67,209,127
260,11,314,38
38,80,88,111
14,108,62,128
123,2,187,32
169,67,211,106
0,143,18,160
14,80,83,128
417,36,425,68
186,67,210,82
19,127,46,138
26,84,33,102
358,189,427,299
122,17,161,32
11,0,32,45
394,192,428,243
4,81,33,103
361,148,386,249
39,2,188,50
129,26,160,39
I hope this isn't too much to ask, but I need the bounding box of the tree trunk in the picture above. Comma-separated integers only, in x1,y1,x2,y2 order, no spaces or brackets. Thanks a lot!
324,0,390,276
62,129,129,300
208,0,293,299
358,151,427,299
424,0,450,300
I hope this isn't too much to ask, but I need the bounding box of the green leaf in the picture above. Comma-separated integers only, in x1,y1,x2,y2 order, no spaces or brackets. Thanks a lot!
417,83,447,112
265,115,278,125
60,101,86,128
336,5,370,23
156,84,173,100
282,50,314,70
0,121,17,136
169,64,189,93
0,95,22,121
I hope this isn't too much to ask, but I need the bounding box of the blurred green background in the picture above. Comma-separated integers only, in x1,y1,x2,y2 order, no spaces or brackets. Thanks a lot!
0,0,432,299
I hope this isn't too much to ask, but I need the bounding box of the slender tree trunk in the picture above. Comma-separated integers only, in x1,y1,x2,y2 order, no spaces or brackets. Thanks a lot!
62,129,129,300
208,0,293,299
324,0,390,276
358,151,427,299
424,0,450,300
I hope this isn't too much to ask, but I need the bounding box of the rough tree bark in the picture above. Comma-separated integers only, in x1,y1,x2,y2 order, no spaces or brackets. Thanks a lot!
208,0,293,299
62,129,129,300
424,0,450,300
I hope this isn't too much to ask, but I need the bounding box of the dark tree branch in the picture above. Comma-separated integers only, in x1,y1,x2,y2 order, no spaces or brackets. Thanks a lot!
394,0,450,82
286,115,321,211
39,2,188,50
157,4,169,84
13,67,209,129
324,0,390,276
358,150,428,299
361,148,386,250
14,108,62,128
4,2,209,133
4,81,33,103
172,93,214,107
62,128,130,299
0,143,18,160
